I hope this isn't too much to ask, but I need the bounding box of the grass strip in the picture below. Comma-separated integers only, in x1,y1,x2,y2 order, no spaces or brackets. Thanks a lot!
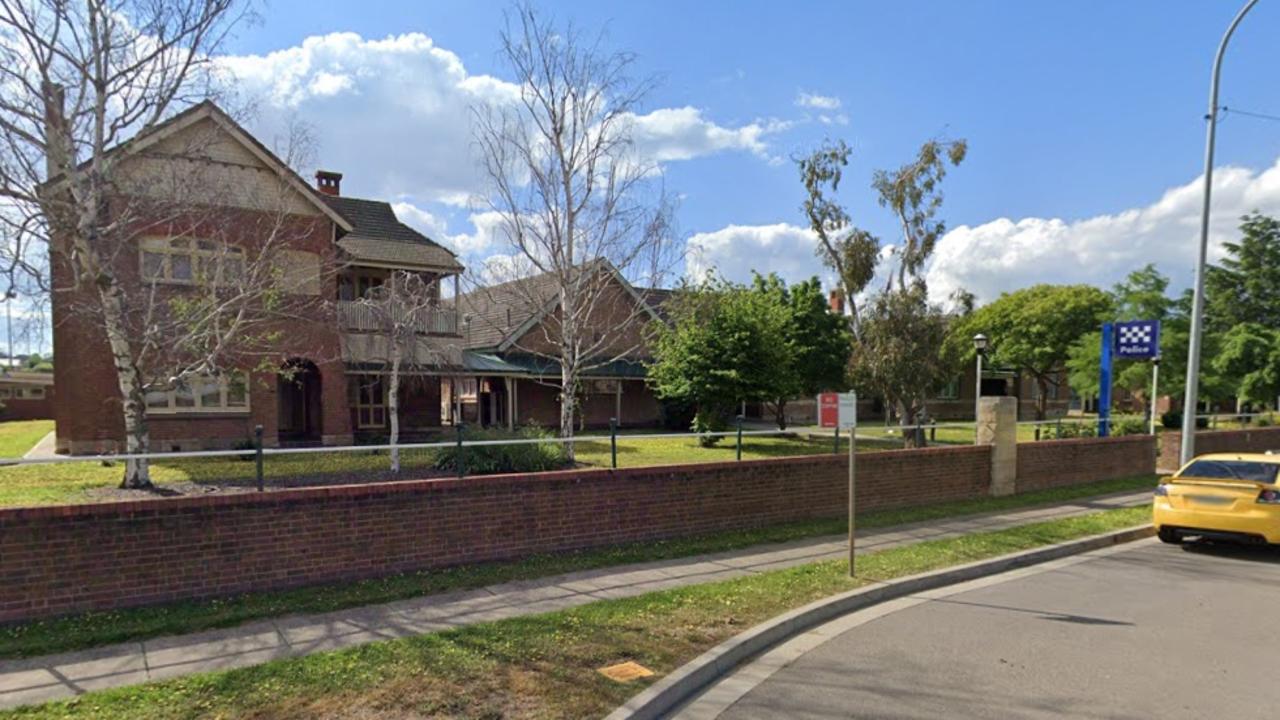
1,505,1149,720
0,475,1156,660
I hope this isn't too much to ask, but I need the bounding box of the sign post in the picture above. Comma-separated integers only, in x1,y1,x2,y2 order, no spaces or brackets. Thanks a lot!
818,392,858,575
1112,320,1163,436
1099,323,1114,437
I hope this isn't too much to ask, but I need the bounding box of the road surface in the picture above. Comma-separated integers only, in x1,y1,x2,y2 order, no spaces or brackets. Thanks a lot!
680,538,1280,719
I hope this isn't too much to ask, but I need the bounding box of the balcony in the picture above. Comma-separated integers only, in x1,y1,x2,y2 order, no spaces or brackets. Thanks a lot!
336,300,459,336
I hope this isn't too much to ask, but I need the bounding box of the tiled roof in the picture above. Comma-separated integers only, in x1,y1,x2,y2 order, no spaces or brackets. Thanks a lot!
453,271,562,350
323,196,463,273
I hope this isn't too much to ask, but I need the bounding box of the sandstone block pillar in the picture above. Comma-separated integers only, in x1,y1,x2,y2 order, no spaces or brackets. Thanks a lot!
977,396,1018,496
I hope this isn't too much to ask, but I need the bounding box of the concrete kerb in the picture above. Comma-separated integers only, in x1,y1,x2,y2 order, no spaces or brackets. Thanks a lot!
606,524,1155,720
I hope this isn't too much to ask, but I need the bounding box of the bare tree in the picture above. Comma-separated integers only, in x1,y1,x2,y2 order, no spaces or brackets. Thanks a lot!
355,270,451,472
0,0,332,487
470,5,675,456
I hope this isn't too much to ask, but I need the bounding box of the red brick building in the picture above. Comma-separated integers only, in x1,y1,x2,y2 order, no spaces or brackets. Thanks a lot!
0,372,54,421
52,103,467,453
51,103,674,454
448,261,667,430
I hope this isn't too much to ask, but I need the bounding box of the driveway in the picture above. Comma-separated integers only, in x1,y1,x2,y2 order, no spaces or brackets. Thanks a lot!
680,538,1280,719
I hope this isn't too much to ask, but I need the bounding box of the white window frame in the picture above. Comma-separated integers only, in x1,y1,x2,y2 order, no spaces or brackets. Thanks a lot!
140,236,245,286
146,372,251,414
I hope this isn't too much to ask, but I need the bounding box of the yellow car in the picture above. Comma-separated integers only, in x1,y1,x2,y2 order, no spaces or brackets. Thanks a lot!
1153,453,1280,545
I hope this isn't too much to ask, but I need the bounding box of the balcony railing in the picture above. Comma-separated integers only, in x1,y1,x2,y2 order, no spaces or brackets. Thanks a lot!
336,300,459,336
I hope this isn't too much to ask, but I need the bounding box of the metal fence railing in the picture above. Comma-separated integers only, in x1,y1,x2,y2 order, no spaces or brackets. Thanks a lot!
3,411,1276,495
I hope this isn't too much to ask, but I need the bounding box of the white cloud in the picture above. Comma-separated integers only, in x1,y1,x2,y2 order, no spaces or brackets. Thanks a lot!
626,107,789,163
925,159,1280,304
220,33,785,206
392,203,511,261
793,91,847,126
686,223,826,286
681,157,1280,308
795,92,841,111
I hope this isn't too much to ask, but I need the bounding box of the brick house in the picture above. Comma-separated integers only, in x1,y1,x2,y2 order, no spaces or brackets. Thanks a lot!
448,261,668,430
52,103,467,453
0,372,54,421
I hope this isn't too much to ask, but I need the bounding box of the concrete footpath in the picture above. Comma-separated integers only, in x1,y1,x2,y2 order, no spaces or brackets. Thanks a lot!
0,489,1149,710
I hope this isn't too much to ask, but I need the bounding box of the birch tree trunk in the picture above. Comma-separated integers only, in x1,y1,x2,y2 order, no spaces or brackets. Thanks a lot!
560,363,577,462
388,374,401,472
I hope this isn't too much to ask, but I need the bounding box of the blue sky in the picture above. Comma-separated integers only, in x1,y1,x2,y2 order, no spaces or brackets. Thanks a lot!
211,1,1280,304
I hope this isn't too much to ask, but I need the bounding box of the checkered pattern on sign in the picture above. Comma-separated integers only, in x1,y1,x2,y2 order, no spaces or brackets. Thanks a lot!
1118,324,1153,346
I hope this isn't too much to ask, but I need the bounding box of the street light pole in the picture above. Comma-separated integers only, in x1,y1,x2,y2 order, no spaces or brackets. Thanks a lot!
973,334,989,439
1181,0,1260,466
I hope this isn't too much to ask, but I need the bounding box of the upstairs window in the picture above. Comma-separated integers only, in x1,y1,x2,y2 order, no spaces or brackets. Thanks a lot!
141,237,245,286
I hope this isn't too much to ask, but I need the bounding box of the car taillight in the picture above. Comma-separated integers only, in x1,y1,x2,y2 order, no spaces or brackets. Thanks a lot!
1257,489,1280,504
1154,485,1169,497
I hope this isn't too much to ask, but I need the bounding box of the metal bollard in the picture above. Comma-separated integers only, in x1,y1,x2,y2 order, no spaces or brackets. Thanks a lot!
609,417,618,469
254,424,264,492
456,423,465,479
833,425,839,455
736,415,744,461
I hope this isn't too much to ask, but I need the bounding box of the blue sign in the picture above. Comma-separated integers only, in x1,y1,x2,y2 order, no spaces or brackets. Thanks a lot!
1114,320,1161,360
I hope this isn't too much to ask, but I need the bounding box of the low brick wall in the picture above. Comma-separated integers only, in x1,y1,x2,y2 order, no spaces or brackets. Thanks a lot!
0,445,991,624
1159,427,1280,470
1016,435,1157,492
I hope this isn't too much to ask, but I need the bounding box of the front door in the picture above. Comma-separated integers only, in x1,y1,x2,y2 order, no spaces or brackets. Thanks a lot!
279,360,321,441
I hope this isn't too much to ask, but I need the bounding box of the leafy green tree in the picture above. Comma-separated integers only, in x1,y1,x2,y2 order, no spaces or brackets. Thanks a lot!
648,276,791,444
948,284,1113,420
1066,265,1184,402
796,140,880,338
1212,323,1280,407
850,286,951,446
751,274,851,429
1206,213,1280,331
872,137,967,292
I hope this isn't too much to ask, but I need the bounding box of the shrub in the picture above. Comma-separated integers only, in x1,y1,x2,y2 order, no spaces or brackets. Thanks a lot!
1257,414,1274,428
431,425,570,475
658,398,696,431
232,437,257,462
1160,410,1182,429
1110,417,1147,437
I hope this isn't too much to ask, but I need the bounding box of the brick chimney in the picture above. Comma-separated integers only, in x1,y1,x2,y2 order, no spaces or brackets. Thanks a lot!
315,170,343,196
828,289,844,314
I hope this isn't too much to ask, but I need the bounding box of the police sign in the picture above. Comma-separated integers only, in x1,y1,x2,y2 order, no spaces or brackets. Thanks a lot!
1114,320,1161,360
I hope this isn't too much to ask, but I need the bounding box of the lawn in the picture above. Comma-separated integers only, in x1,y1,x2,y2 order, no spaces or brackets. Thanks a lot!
0,431,907,508
0,505,1149,720
0,420,53,459
0,474,1157,660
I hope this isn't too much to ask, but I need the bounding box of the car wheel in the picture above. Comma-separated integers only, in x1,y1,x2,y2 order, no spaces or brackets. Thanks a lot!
1157,527,1181,544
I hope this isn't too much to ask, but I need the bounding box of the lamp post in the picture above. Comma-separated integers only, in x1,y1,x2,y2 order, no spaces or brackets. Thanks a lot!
2,290,15,375
1181,0,1260,465
973,333,989,435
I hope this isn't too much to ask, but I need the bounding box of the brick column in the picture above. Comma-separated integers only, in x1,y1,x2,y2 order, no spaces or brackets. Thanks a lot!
977,396,1017,496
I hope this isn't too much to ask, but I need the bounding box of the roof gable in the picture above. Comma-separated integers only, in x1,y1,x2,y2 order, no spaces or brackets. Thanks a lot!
455,259,664,352
67,101,354,231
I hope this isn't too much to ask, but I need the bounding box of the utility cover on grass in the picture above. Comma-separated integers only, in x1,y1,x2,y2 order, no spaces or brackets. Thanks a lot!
597,660,655,683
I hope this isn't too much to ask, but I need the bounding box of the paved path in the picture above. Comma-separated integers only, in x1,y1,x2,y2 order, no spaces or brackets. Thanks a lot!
682,537,1280,720
0,489,1149,711
21,431,56,460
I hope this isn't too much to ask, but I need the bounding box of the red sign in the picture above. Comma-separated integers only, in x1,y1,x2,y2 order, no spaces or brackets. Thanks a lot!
818,392,840,428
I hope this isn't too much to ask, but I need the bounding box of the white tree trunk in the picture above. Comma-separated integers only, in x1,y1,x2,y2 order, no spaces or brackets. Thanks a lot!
101,281,152,487
389,346,401,473
560,363,576,462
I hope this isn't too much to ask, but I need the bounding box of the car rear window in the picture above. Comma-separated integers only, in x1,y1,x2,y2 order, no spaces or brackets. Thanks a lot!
1178,460,1279,484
